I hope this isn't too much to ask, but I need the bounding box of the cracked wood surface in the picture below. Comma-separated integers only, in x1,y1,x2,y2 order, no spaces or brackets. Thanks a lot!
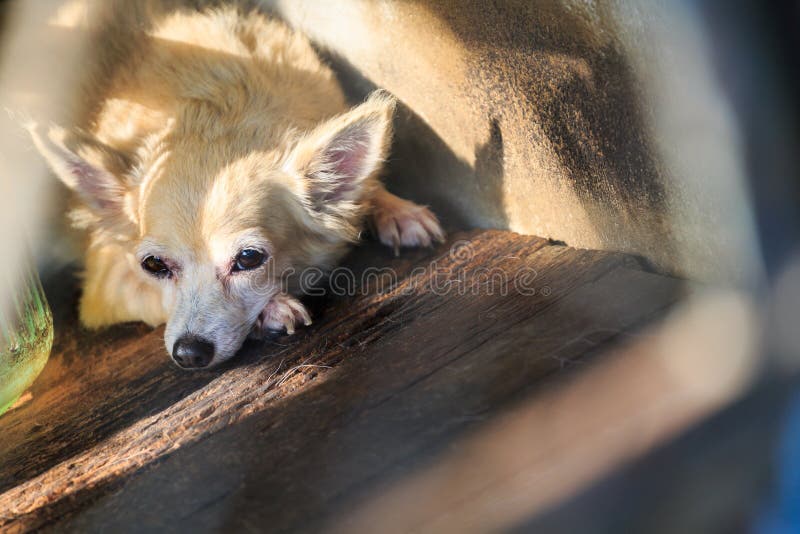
0,230,683,532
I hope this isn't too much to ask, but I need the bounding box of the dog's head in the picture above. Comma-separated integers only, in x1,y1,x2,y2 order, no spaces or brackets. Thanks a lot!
31,92,395,368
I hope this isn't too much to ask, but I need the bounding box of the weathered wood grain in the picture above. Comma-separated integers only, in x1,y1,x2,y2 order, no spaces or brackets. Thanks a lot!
0,230,682,532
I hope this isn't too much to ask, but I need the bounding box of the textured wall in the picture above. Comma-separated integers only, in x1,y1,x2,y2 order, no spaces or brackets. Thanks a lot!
264,0,760,283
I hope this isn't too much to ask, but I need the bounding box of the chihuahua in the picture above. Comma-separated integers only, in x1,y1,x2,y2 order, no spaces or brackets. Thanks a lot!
29,4,443,369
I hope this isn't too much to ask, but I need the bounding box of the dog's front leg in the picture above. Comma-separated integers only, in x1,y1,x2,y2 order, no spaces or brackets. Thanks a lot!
254,292,312,336
370,186,445,255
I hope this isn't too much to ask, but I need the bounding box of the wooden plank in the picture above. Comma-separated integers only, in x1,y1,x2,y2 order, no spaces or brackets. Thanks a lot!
1,230,541,527
321,290,758,533
0,234,448,493
0,230,681,532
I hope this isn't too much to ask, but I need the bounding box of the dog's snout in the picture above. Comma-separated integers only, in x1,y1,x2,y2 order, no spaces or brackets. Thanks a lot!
172,336,215,369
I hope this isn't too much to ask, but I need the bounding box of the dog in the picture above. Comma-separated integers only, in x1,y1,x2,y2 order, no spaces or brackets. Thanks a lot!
29,2,444,369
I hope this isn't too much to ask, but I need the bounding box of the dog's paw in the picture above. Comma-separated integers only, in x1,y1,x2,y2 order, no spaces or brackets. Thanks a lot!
372,191,445,255
255,293,312,336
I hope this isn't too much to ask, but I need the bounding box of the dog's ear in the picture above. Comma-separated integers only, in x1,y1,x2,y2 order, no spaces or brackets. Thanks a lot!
285,91,396,211
29,124,129,221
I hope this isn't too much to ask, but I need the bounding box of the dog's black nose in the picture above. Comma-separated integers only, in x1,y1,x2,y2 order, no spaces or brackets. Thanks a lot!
172,336,215,369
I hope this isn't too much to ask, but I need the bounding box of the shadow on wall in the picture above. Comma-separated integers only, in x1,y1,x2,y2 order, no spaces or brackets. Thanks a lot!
277,0,679,273
409,0,675,268
417,0,669,252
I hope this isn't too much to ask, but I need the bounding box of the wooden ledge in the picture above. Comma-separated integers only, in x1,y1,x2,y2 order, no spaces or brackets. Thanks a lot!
0,230,682,532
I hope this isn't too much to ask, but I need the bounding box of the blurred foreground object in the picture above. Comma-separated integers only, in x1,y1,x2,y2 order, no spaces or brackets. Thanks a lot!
0,0,89,415
0,262,52,415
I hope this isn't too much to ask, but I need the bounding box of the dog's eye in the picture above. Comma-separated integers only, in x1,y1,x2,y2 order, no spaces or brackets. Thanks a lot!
233,249,266,272
141,255,171,278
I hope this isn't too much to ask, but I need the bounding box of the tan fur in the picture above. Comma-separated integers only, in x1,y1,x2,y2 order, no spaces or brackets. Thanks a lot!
31,2,443,367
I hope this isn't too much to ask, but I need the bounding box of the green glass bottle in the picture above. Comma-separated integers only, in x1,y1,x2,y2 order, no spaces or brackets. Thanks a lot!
0,263,53,416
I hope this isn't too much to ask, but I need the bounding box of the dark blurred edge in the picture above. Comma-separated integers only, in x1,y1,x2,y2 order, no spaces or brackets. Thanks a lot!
701,0,800,280
512,373,800,534
512,1,800,532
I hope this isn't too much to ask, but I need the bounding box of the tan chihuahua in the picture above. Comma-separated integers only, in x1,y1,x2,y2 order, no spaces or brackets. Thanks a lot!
29,4,443,368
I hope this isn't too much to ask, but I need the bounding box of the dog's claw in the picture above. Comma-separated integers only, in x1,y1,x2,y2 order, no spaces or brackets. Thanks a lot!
392,227,400,257
286,297,312,326
420,211,446,243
